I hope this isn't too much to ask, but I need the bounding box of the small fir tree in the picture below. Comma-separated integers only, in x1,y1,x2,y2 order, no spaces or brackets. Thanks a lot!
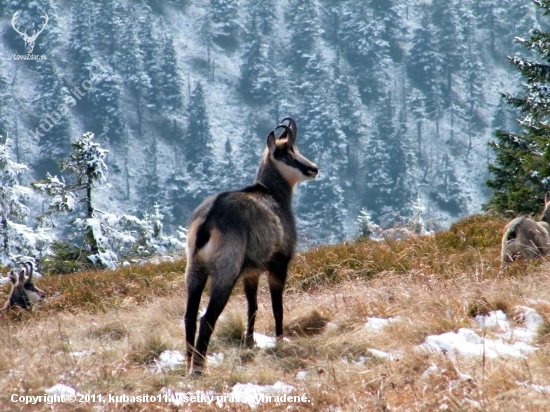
33,132,114,266
356,208,380,240
34,132,183,269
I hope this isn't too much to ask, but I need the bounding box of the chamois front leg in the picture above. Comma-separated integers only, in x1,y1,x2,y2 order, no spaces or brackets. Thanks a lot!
268,269,288,339
243,276,259,347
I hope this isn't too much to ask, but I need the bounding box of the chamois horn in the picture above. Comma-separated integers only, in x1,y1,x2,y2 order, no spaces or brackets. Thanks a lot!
279,117,298,140
274,124,295,146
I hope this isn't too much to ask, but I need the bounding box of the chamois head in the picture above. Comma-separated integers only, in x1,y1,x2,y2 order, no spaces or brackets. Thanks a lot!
264,117,318,188
2,262,45,311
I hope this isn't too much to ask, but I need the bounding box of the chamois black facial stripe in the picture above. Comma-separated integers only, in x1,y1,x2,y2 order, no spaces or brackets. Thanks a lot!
274,146,316,175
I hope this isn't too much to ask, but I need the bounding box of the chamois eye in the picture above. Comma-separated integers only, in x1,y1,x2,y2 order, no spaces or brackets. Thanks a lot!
283,154,292,162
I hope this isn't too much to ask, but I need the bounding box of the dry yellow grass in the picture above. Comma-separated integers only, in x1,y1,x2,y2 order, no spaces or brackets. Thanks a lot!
2,214,550,411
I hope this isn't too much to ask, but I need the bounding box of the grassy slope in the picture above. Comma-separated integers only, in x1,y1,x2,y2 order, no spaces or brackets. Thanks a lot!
2,214,550,411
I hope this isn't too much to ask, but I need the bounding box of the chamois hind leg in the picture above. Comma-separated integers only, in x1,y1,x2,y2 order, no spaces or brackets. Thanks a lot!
268,268,288,339
243,276,259,348
184,265,207,373
192,275,240,375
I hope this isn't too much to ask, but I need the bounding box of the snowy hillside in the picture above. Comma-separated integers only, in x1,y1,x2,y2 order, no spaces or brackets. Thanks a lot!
0,0,543,246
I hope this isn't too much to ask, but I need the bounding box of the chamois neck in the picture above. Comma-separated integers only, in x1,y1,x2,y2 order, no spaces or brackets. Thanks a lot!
255,157,293,205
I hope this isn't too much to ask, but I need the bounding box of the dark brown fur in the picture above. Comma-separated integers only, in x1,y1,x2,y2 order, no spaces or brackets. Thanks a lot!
183,118,318,375
501,192,550,269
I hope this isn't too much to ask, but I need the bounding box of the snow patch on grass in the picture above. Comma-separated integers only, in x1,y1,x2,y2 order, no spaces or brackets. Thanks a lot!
252,332,291,349
163,381,295,408
365,317,401,333
206,352,225,367
420,328,537,359
45,383,78,397
229,381,295,408
153,350,185,373
421,307,545,359
367,348,397,361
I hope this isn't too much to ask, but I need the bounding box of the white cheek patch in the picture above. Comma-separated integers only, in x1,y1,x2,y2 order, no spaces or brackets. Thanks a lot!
277,163,307,187
273,148,318,188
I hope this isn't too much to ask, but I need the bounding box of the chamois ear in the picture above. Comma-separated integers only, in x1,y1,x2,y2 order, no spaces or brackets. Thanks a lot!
17,269,26,284
266,131,277,153
545,191,550,205
8,271,17,285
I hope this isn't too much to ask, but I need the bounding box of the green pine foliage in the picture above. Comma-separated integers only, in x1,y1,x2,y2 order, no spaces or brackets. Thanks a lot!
486,1,550,215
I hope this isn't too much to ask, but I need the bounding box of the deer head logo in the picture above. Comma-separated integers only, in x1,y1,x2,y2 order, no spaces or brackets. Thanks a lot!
11,12,49,54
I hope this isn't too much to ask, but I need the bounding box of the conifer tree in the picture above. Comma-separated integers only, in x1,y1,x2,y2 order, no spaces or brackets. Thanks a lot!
363,95,412,225
140,134,162,211
217,138,240,191
70,0,94,85
334,69,364,189
297,54,347,242
238,119,263,184
159,35,183,113
407,10,447,141
32,132,153,269
33,132,108,256
339,1,401,103
431,152,464,215
299,175,345,245
88,69,126,145
287,0,320,71
0,137,45,264
209,0,240,50
407,8,442,94
34,59,72,173
239,35,275,104
167,82,215,225
487,1,550,215
138,11,161,112
432,0,466,101
184,83,214,176
473,0,507,55
249,0,275,36
369,0,404,62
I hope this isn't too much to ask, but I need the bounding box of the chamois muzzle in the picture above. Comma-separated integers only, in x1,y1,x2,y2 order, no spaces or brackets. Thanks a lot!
307,165,319,178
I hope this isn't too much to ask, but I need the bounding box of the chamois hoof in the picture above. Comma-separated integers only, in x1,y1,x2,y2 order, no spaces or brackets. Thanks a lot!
244,335,255,348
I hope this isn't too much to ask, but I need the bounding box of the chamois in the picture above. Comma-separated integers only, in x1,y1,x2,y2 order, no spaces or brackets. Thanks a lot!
2,262,45,311
184,117,318,375
501,192,550,269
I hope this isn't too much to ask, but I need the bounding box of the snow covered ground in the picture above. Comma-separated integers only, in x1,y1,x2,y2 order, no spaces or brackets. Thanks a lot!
420,307,544,359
